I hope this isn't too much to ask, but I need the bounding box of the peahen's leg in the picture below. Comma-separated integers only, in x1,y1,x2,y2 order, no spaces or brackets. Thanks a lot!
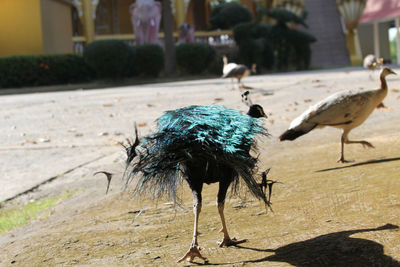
217,179,247,247
337,130,374,163
177,185,208,263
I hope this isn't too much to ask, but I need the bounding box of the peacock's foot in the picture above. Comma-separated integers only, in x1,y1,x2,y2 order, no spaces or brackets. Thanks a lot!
177,245,208,263
218,237,248,247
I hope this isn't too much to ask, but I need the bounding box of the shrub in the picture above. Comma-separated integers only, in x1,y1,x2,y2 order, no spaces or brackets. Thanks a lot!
287,29,316,70
207,55,224,75
135,44,164,77
269,9,316,71
233,9,316,72
209,2,253,30
176,43,216,74
83,39,134,79
0,54,93,88
233,22,274,70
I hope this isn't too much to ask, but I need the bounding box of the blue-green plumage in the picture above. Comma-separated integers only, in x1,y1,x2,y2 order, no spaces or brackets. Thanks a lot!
125,105,269,204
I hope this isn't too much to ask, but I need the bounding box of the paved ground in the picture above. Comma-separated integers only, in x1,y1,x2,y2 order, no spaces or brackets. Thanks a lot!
1,67,399,202
1,67,399,266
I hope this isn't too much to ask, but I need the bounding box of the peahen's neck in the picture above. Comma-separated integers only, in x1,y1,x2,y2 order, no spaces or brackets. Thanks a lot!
380,75,388,91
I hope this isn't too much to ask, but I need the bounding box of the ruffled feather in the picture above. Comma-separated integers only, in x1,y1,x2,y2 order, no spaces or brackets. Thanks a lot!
125,105,269,204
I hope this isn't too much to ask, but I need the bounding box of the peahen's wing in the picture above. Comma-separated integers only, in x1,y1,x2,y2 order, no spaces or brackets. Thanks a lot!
302,89,377,126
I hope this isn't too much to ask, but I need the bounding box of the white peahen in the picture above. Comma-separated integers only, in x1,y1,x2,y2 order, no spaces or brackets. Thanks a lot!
280,67,396,163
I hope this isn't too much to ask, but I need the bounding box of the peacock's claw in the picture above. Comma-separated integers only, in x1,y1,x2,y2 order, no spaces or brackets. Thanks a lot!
177,245,208,263
218,237,247,247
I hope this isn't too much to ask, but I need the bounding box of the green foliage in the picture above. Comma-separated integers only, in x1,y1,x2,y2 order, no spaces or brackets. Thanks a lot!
83,40,164,78
176,43,216,74
0,54,93,88
135,44,165,77
389,38,397,63
233,8,316,72
233,22,274,70
207,55,224,75
209,2,253,30
266,8,308,27
287,28,316,70
83,39,134,79
269,12,316,71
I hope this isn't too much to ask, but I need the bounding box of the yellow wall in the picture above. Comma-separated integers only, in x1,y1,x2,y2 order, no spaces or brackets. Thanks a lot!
40,0,73,54
0,0,43,57
119,0,133,34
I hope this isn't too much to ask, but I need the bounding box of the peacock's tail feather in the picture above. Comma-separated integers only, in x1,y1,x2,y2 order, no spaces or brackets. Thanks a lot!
124,105,269,204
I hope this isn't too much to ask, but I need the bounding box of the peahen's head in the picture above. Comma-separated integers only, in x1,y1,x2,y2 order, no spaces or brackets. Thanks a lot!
247,104,267,118
380,67,396,78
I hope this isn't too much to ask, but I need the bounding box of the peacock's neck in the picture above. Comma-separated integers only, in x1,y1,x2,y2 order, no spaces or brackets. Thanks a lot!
380,75,388,91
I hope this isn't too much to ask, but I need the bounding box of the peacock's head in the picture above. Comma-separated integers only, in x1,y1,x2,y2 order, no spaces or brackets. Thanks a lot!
380,67,396,77
247,104,268,118
241,90,267,118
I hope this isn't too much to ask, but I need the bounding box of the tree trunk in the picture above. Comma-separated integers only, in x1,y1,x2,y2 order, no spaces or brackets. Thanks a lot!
162,0,176,75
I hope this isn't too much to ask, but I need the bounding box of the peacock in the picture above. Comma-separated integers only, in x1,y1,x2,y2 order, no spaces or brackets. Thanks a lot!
280,67,396,163
124,103,269,263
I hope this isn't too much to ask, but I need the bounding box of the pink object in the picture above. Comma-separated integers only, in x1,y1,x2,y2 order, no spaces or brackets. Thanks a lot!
129,0,162,45
178,23,195,43
360,0,400,23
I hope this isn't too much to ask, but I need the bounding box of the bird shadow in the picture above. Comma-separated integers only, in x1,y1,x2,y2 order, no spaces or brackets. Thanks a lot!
194,224,399,266
316,157,400,173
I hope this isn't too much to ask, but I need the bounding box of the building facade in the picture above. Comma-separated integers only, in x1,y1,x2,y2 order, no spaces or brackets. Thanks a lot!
2,0,379,69
0,0,73,57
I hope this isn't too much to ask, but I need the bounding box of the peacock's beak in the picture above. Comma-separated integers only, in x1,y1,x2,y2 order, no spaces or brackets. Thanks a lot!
391,70,397,75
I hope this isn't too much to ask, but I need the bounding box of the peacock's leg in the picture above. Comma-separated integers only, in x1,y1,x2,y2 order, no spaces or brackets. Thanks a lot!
217,180,247,247
177,185,208,263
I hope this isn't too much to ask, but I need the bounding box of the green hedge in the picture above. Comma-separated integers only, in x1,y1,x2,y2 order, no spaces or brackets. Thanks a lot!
135,44,164,77
0,41,165,88
209,2,253,30
233,22,274,70
0,54,93,88
83,40,134,79
233,9,316,71
83,40,164,78
176,43,216,74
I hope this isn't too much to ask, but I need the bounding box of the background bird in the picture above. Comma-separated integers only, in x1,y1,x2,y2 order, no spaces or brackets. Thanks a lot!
222,55,256,89
363,54,383,71
363,54,383,80
280,67,396,163
124,104,269,263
